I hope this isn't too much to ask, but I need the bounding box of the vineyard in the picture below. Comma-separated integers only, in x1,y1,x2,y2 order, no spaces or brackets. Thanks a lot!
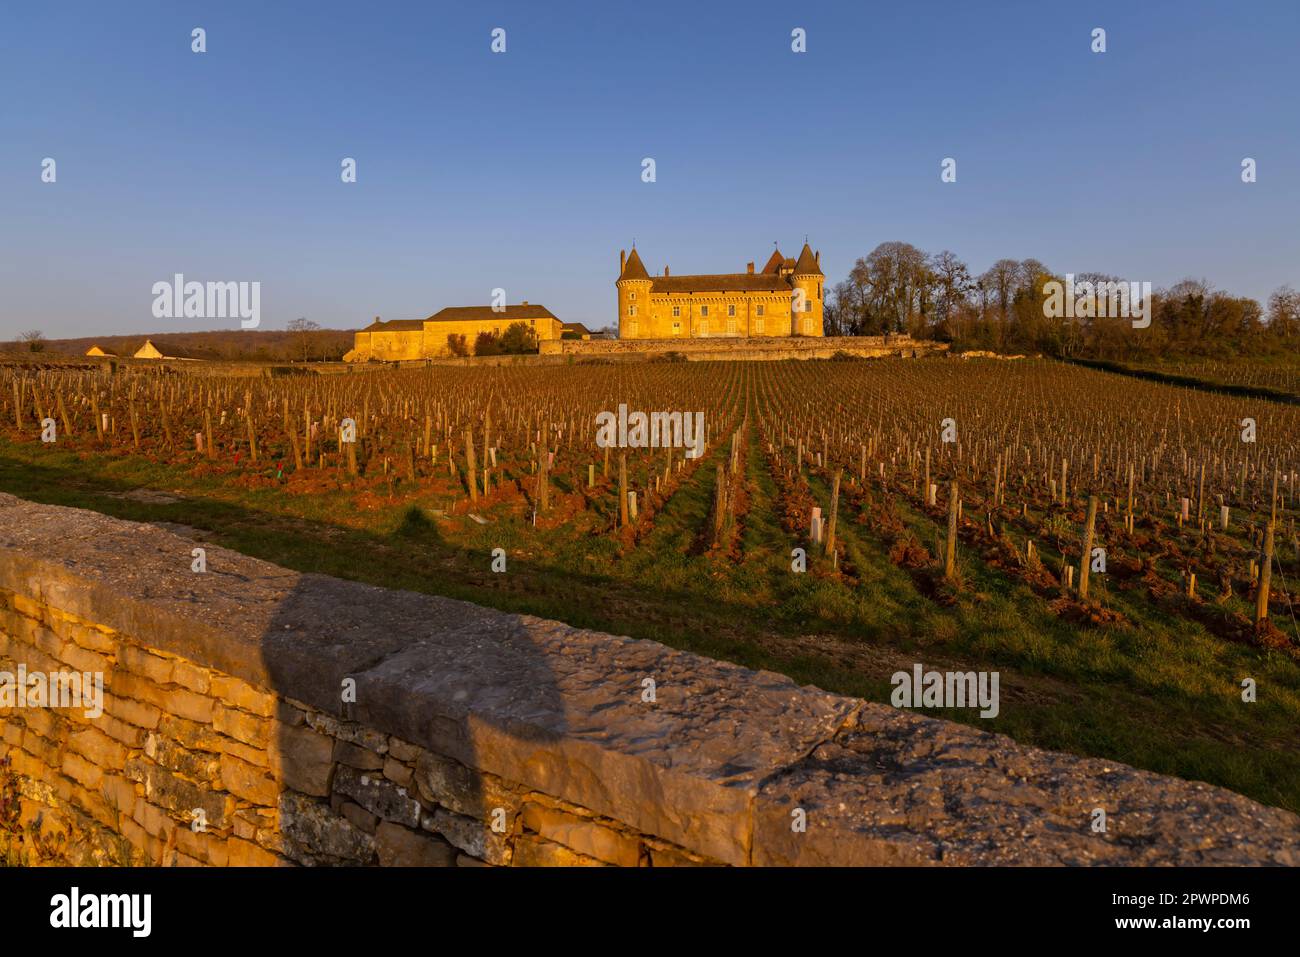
1123,355,1300,401
1,356,1298,812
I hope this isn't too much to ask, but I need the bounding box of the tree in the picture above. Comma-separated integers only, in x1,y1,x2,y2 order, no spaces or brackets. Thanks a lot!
474,331,503,356
446,333,469,356
1267,286,1300,339
844,241,932,335
930,250,973,332
498,321,539,354
286,317,320,362
18,330,46,353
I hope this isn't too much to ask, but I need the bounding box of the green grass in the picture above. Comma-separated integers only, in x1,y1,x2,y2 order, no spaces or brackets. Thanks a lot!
2,436,1298,814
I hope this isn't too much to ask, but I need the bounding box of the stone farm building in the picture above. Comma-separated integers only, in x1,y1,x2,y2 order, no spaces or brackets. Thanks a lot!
616,243,824,340
345,303,567,362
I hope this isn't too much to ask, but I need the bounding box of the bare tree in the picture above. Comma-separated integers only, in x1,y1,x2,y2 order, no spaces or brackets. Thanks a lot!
1267,285,1300,339
286,317,320,362
17,330,46,353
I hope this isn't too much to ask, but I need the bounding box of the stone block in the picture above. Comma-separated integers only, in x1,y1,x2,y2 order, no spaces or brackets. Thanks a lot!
213,703,271,749
511,834,604,867
333,739,383,770
116,645,174,685
219,753,279,807
520,802,641,867
279,791,375,864
333,765,420,827
103,693,161,731
375,822,455,866
67,726,128,770
270,723,335,797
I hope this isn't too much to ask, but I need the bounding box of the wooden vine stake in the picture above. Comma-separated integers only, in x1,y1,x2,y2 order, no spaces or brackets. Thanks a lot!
944,479,959,581
1255,520,1274,625
1078,494,1098,599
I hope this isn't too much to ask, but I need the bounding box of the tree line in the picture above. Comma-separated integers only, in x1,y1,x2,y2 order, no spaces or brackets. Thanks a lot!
824,241,1300,360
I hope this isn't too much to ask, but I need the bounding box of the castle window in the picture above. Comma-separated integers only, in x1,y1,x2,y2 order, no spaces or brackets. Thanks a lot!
629,320,639,336
804,299,812,312
629,305,637,316
630,292,636,301
755,318,765,334
756,305,764,317
672,321,681,335
700,306,709,317
727,304,736,317
699,320,709,336
672,306,680,318
727,318,736,334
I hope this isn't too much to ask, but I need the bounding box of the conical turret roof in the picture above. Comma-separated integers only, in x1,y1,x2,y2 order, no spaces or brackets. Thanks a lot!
619,247,651,281
793,243,823,276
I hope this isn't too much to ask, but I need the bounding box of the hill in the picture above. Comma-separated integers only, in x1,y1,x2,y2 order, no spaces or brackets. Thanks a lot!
11,328,355,363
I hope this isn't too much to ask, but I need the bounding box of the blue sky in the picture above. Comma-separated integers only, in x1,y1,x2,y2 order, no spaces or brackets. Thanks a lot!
2,0,1297,339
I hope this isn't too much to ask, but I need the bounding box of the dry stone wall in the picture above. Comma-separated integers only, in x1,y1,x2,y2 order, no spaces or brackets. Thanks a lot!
539,334,948,361
1,492,1297,866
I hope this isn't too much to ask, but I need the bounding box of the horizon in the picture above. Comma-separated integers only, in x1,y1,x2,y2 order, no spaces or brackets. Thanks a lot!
3,0,1298,339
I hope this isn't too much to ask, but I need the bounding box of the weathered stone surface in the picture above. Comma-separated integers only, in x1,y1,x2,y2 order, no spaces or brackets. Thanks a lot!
520,802,641,867
333,739,384,771
375,822,456,866
270,723,335,797
350,616,857,866
511,834,605,867
279,791,375,864
339,800,378,835
333,765,421,827
213,703,270,748
219,753,278,808
753,706,1300,866
144,733,222,783
430,807,511,865
134,759,230,828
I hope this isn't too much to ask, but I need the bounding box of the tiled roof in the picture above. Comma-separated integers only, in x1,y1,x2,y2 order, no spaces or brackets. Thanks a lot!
361,318,424,332
618,248,651,281
425,304,557,323
794,243,823,276
650,274,793,294
760,249,786,274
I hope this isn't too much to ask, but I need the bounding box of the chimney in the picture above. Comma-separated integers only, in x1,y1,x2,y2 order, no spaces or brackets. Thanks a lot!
746,262,755,275
620,250,626,273
815,250,820,264
521,300,528,306
664,266,670,277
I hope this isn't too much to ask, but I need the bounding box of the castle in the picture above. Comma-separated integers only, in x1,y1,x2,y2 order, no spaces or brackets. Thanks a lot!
616,243,824,340
345,242,825,361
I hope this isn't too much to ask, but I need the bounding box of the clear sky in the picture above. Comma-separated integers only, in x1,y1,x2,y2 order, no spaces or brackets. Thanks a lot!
2,0,1297,339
